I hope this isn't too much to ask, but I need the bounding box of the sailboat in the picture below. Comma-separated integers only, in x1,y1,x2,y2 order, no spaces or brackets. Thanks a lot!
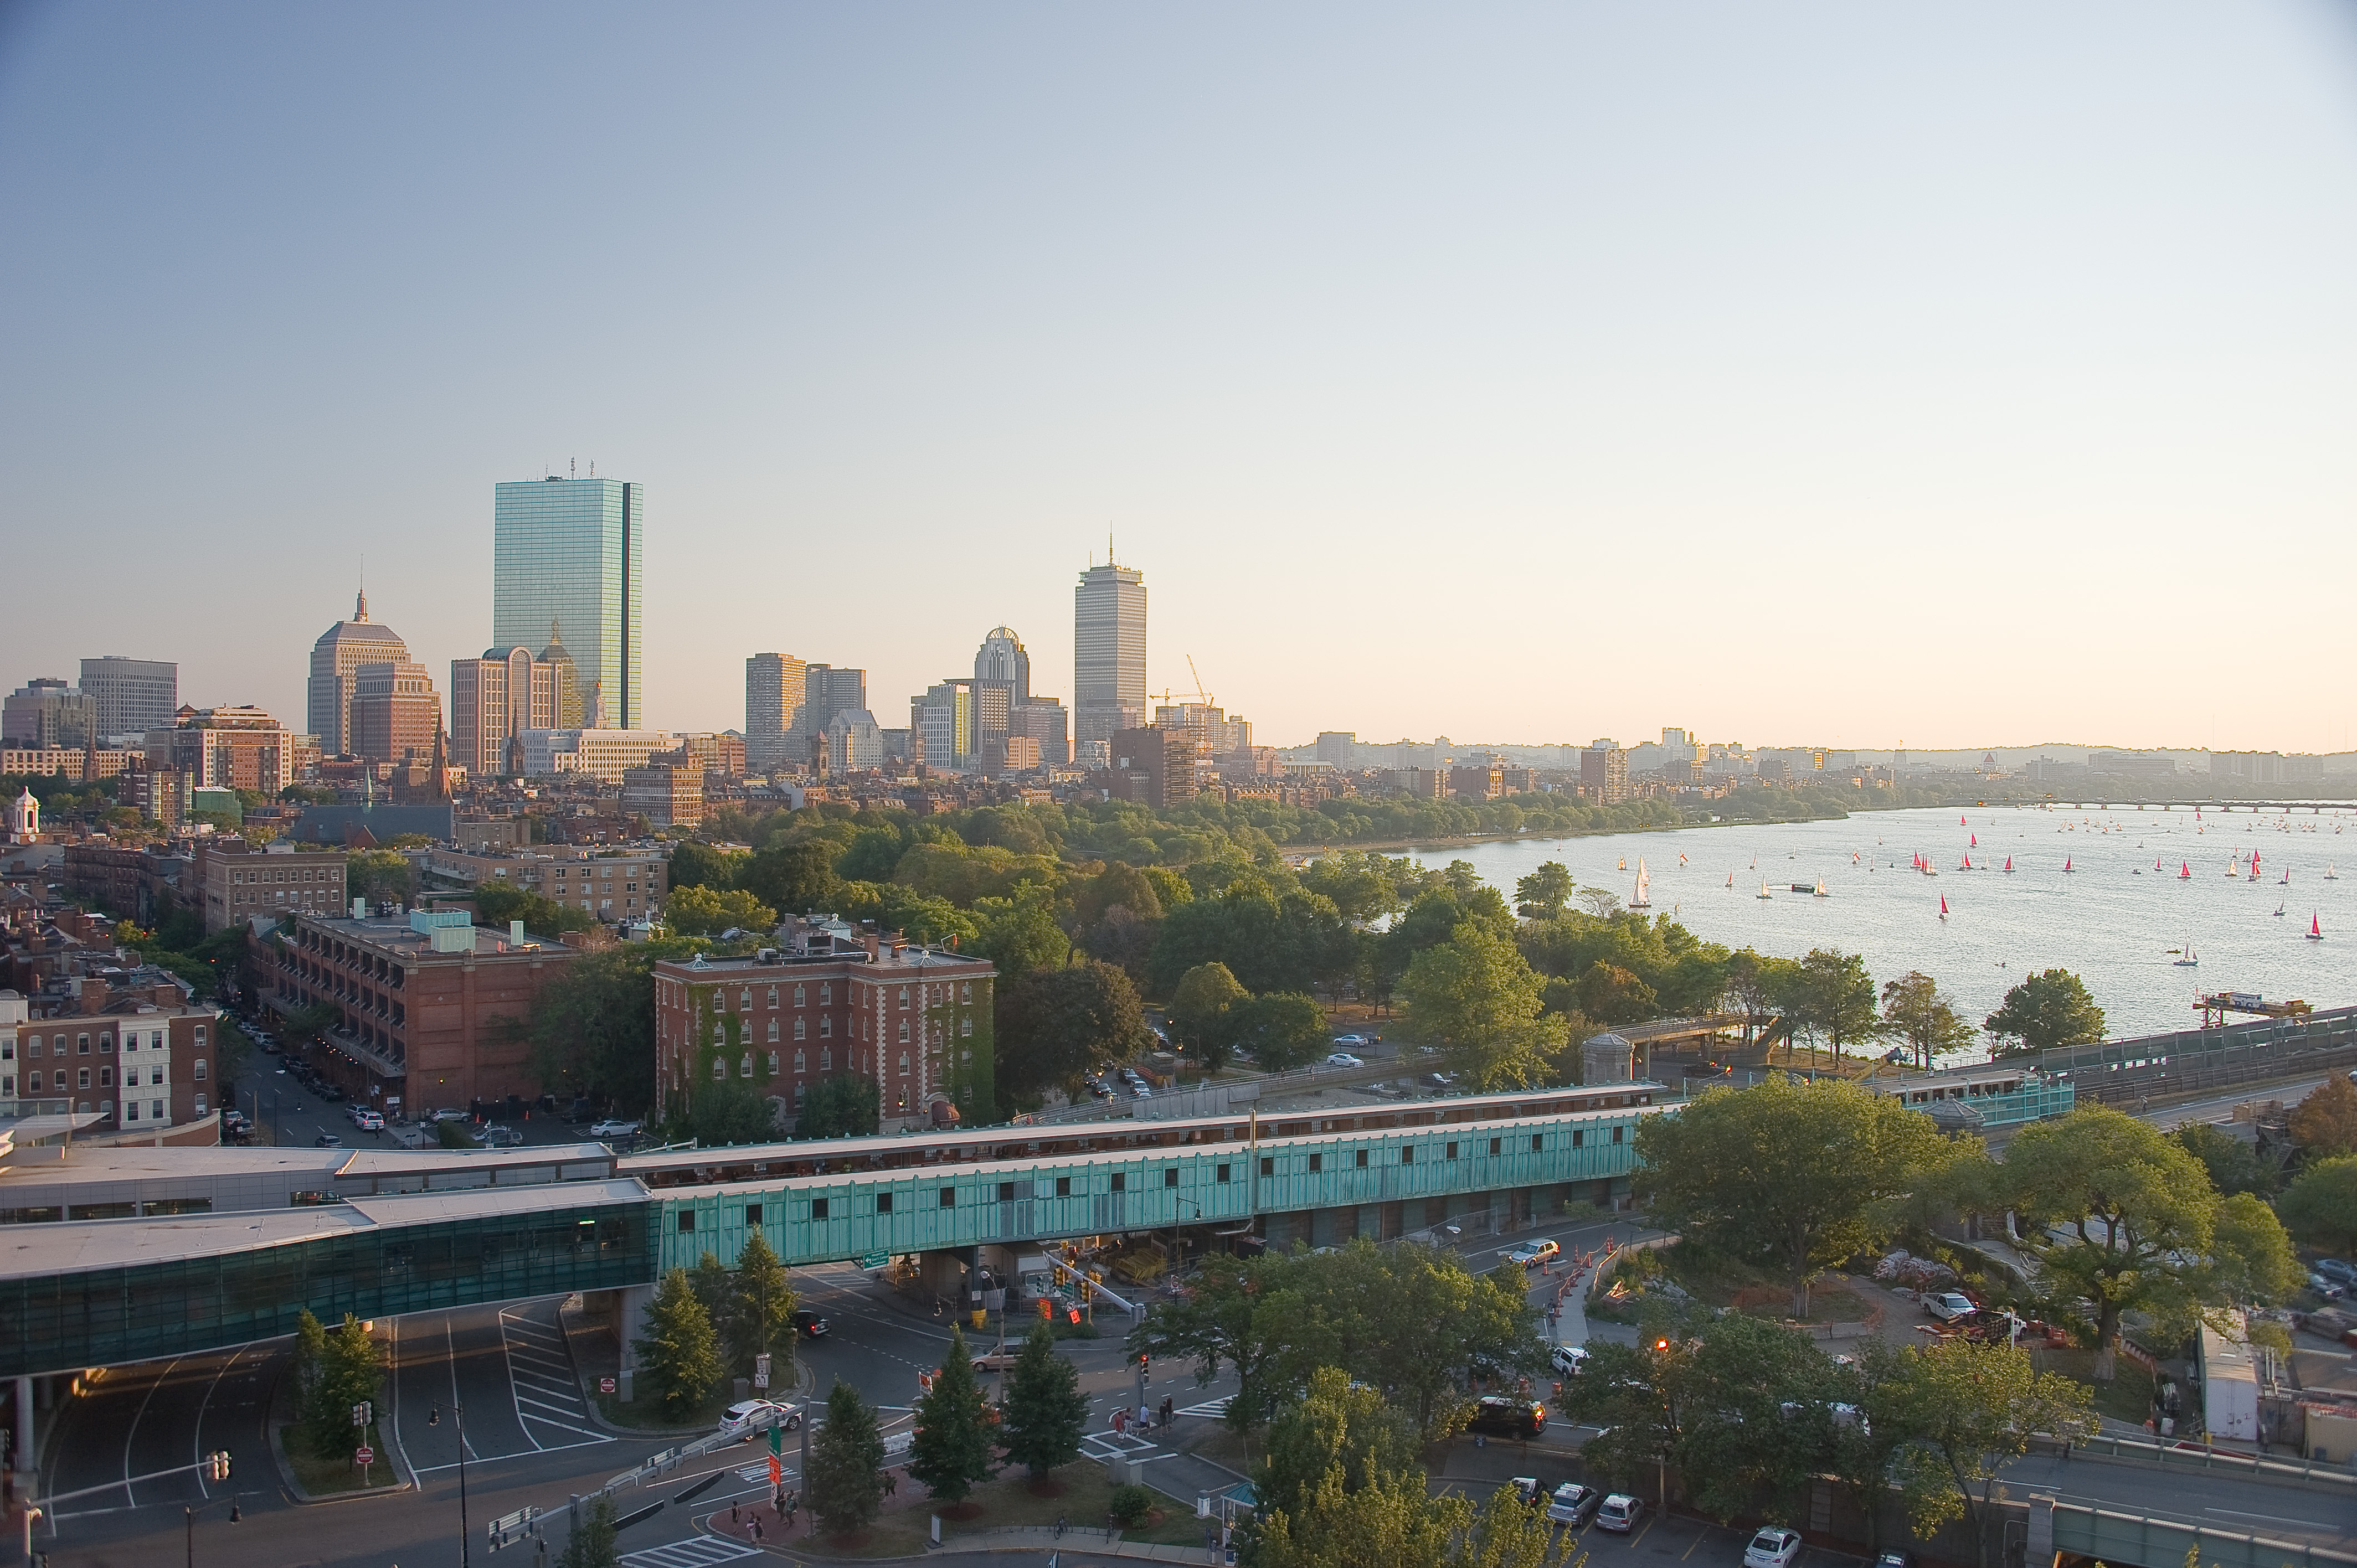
2155,857,2165,872
1960,854,1974,871
2309,912,2324,942
1726,871,1735,889
2273,900,2286,917
2179,861,2192,880
2281,868,2291,885
2249,852,2261,883
1617,857,1626,872
2173,942,2198,968
1757,879,1773,900
2328,865,2340,880
1677,853,1688,867
1813,877,1829,899
1970,833,1978,848
1630,859,1653,910
2003,855,2014,874
2063,857,2073,874
1938,894,1949,921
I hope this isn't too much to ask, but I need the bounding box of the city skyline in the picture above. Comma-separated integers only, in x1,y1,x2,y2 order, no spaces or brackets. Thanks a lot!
5,8,2356,749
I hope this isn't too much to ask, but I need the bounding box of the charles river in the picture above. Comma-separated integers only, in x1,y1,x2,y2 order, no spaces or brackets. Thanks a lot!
1393,803,2357,1050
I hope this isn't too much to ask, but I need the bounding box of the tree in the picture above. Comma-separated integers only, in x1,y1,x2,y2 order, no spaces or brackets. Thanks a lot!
1789,948,1881,1064
1000,1323,1089,1478
1984,968,2106,1056
1880,972,1973,1070
1574,962,1658,1027
1248,1463,1470,1568
908,1325,998,1503
1232,992,1329,1072
992,961,1155,1115
688,1250,735,1343
2277,1156,2357,1257
1075,863,1165,927
739,842,840,917
1513,863,1575,921
557,1494,620,1568
526,947,662,1114
2169,1121,2277,1198
474,880,595,937
301,1312,383,1459
806,1379,886,1536
666,839,743,893
664,884,778,937
1257,1367,1417,1521
687,1077,779,1147
1635,1075,1951,1317
726,1233,796,1381
970,880,1071,982
1169,962,1250,1059
797,1073,880,1139
1877,1339,2093,1567
2288,1074,2357,1159
2005,1103,2299,1378
1399,922,1555,1090
436,1117,477,1149
634,1267,724,1419
1575,888,1623,919
1724,949,1800,1051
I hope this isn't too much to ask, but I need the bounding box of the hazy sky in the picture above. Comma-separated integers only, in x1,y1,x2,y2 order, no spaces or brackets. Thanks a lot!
6,3,2355,752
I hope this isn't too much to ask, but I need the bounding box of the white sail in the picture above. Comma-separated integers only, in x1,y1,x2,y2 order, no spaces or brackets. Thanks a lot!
1631,858,1651,908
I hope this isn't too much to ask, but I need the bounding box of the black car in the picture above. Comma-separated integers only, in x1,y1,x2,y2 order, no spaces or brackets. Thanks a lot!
1467,1396,1546,1439
791,1309,830,1339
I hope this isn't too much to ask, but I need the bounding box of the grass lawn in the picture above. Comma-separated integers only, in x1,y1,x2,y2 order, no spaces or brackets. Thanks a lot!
2035,1347,2158,1429
279,1420,398,1494
594,1385,730,1436
781,1459,1216,1559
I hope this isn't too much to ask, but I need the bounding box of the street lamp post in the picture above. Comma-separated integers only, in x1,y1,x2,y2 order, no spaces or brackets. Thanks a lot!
183,1494,241,1567
430,1400,468,1566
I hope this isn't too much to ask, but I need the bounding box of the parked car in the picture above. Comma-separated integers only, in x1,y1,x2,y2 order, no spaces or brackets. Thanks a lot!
1325,1051,1364,1069
1331,1034,1371,1049
1744,1527,1804,1568
1596,1494,1644,1533
1549,1343,1591,1378
589,1118,641,1139
313,1133,342,1148
2309,1273,2346,1300
1466,1396,1546,1438
1507,1240,1561,1268
970,1350,1021,1373
1874,1552,1914,1568
1422,1072,1456,1089
2313,1258,2357,1286
1924,1291,1978,1323
1547,1482,1603,1526
717,1399,797,1440
428,1107,469,1123
348,1108,385,1131
478,1125,523,1148
792,1309,830,1339
1131,1084,1152,1099
1509,1477,1543,1507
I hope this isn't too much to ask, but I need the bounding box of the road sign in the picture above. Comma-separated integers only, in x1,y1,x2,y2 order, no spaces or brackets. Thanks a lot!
858,1251,890,1270
754,1353,770,1389
600,1376,616,1394
354,1446,374,1467
768,1454,783,1486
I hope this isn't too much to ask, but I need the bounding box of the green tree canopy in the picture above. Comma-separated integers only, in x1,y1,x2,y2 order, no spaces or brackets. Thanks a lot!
1256,1366,1418,1523
664,883,778,937
2005,1102,2300,1378
1876,1338,2093,1552
1635,1075,1953,1317
295,1309,385,1460
474,880,596,937
1000,1322,1089,1478
1399,921,1555,1090
1985,968,2106,1056
1512,862,1576,921
557,1494,620,1568
806,1379,885,1536
1169,961,1250,1058
526,947,667,1114
740,842,841,916
971,879,1072,982
725,1232,796,1380
797,1073,880,1139
633,1266,723,1419
2169,1121,2277,1199
1880,971,1974,1070
2276,1155,2357,1257
993,960,1155,1116
1789,948,1882,1063
666,839,744,892
1232,991,1329,1072
907,1325,997,1503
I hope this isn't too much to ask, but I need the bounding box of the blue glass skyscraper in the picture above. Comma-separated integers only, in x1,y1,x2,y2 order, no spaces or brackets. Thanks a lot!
492,477,644,729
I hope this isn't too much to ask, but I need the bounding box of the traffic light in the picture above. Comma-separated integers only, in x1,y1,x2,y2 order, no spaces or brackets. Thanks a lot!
1139,1353,1150,1376
205,1451,231,1482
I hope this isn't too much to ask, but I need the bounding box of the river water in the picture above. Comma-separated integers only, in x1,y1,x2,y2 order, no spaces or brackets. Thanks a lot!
1395,803,2356,1045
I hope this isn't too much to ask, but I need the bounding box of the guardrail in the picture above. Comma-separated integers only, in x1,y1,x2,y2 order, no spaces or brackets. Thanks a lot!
2052,1499,2356,1568
2071,1431,2357,1489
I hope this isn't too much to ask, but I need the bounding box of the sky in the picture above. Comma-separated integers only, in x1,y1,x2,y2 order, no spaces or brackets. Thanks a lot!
4,2,2356,753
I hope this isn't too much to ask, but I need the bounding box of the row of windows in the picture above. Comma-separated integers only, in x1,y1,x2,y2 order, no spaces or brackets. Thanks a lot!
4,1028,189,1059
229,866,337,885
697,980,977,1013
0,1086,191,1121
672,1132,1627,1230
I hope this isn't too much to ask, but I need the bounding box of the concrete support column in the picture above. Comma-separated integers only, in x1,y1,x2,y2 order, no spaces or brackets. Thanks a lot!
2025,1494,2055,1568
12,1375,30,1479
611,1283,656,1371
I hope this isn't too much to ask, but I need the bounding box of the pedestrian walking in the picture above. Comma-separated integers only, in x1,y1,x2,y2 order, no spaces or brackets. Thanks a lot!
752,1517,764,1542
1113,1405,1127,1437
1056,1513,1068,1538
1160,1395,1174,1430
730,1500,740,1524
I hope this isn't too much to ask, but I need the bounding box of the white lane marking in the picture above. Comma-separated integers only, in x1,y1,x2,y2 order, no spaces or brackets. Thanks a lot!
193,1344,246,1499
409,1434,616,1474
446,1316,479,1462
388,1316,415,1481
121,1356,181,1508
620,1535,762,1566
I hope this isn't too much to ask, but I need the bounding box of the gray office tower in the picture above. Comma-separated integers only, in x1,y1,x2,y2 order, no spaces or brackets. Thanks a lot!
745,653,806,772
795,665,867,740
492,477,644,728
1073,560,1145,746
80,657,178,739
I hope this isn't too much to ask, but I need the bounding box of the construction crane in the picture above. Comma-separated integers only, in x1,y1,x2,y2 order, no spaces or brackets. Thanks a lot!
1150,657,1216,716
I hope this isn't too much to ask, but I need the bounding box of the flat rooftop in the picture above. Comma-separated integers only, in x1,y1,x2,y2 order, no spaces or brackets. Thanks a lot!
0,1140,617,1187
0,1177,651,1280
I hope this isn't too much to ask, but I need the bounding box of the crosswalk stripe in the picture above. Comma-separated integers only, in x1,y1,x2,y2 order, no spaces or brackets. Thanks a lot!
620,1534,763,1566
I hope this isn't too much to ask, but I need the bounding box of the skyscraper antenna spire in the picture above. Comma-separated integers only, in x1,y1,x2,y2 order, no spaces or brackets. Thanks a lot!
355,553,368,622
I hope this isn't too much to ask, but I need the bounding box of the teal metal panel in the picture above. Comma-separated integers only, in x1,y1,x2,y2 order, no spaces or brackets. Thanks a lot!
657,1107,1654,1272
